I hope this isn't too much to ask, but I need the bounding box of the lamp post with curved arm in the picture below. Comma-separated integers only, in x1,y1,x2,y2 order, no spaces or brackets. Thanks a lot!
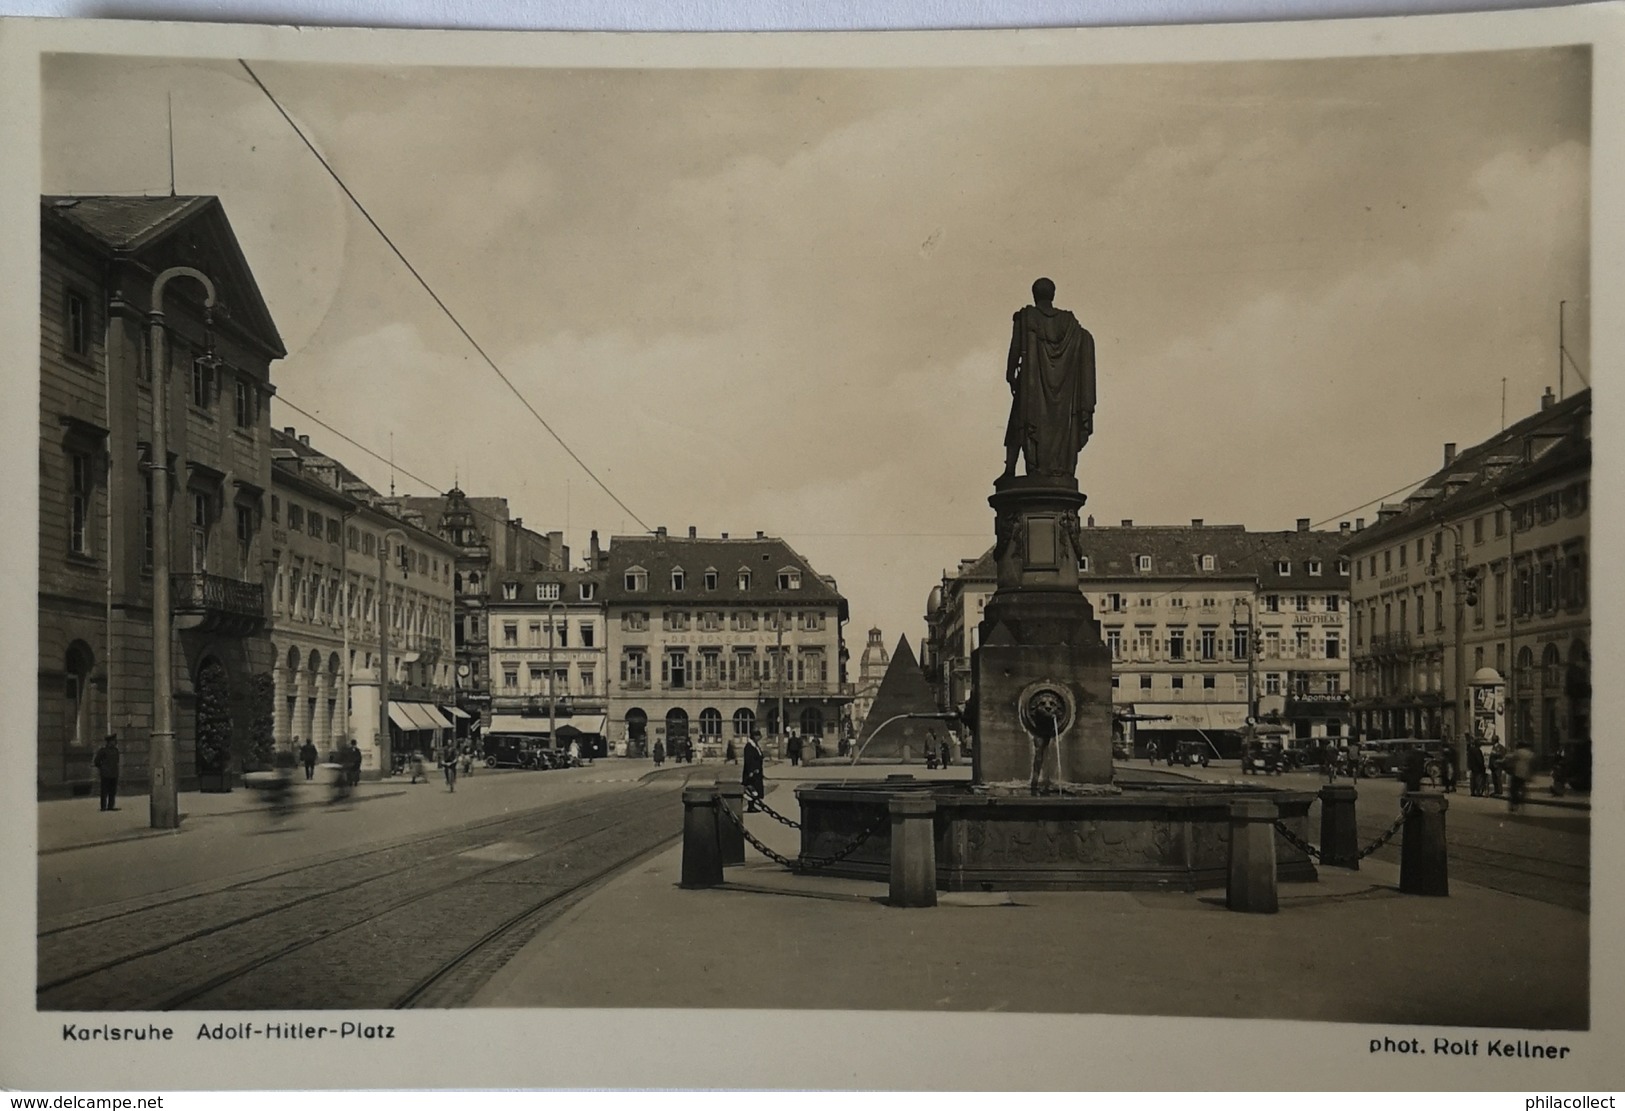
147,266,218,830
545,597,566,749
378,525,410,776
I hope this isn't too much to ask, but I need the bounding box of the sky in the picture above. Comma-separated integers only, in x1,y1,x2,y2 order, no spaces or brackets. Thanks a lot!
42,46,1591,653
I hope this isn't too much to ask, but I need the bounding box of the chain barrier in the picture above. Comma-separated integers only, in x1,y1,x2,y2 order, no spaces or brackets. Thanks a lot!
1271,796,1413,865
1356,798,1411,860
716,795,883,874
745,788,802,830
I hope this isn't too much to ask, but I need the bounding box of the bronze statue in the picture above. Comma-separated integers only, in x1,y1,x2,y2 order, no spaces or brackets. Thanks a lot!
1001,278,1096,481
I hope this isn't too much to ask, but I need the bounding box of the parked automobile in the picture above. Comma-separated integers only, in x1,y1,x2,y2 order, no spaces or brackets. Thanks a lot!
1167,739,1211,768
1241,739,1287,775
1355,738,1446,782
483,735,540,769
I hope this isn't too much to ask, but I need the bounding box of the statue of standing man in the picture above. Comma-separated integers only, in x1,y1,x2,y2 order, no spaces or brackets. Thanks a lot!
1001,278,1096,482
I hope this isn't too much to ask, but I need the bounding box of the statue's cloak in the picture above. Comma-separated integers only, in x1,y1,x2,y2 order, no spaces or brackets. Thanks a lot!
1004,305,1095,478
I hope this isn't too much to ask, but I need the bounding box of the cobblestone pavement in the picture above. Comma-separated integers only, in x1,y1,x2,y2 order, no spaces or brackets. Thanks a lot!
38,773,697,1011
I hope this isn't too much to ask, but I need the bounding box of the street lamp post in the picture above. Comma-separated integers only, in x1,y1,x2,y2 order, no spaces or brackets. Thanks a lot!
1432,521,1472,777
146,266,218,831
378,526,409,777
546,597,566,748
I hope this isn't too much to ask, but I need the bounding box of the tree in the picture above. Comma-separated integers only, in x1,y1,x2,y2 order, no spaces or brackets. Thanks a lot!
194,658,233,792
244,672,277,771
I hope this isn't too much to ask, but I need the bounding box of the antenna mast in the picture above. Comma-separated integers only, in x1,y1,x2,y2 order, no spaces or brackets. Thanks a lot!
389,431,395,497
166,92,176,197
1559,300,1566,401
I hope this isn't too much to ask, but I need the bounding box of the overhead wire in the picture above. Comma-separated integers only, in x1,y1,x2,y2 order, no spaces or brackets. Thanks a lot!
237,58,650,534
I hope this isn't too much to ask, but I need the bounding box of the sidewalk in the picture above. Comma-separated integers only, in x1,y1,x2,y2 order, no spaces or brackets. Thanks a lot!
472,767,1589,1032
35,757,668,855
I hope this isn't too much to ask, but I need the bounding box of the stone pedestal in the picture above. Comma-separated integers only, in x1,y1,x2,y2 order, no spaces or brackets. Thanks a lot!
1318,784,1359,869
680,786,724,889
1399,792,1449,896
888,794,938,907
1226,797,1280,913
973,475,1113,788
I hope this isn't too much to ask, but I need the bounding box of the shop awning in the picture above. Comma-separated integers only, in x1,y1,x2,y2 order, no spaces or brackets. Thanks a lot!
489,714,555,735
387,703,418,731
565,714,607,736
443,705,472,720
420,704,453,729
388,702,447,731
1129,703,1248,731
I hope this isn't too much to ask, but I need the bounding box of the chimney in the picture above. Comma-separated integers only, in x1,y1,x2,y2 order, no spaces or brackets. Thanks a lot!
1339,521,1351,534
756,531,765,539
1120,519,1133,527
283,426,296,437
688,526,697,539
589,530,600,566
1444,442,1457,467
1191,519,1203,527
1296,518,1310,532
1086,515,1094,527
1355,517,1365,531
298,435,310,447
655,526,667,539
1541,386,1555,411
721,532,729,540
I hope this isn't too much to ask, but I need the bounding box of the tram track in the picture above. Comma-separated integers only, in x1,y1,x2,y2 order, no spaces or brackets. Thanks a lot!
38,773,699,1011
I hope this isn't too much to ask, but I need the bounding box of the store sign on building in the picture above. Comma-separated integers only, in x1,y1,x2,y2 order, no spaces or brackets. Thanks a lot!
1378,571,1410,590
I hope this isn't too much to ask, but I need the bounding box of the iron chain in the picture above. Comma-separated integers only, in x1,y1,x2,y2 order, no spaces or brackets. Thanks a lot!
745,789,802,830
1271,820,1323,862
716,795,881,874
1356,798,1412,861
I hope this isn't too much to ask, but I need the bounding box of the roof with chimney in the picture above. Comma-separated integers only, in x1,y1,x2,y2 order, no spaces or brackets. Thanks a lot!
1343,388,1591,551
42,195,286,359
1078,523,1350,589
487,566,606,603
601,532,845,608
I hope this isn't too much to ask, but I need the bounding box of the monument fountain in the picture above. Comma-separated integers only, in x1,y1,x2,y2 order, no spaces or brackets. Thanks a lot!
796,279,1319,891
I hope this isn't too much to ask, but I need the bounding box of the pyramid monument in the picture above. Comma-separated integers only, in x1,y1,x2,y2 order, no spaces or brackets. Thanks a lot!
856,635,946,762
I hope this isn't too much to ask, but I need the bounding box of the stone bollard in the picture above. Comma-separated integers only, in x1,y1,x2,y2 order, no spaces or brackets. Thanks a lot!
1399,792,1449,896
1318,785,1360,870
1226,798,1279,913
888,794,938,908
715,777,745,866
680,785,724,889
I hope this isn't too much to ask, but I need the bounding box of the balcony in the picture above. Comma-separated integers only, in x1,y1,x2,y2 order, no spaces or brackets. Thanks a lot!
172,572,266,635
1368,632,1412,656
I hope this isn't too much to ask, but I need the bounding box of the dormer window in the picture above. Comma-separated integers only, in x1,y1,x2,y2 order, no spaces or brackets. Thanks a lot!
1307,560,1323,577
704,568,719,591
737,570,751,591
502,582,518,601
1079,556,1090,572
625,566,648,592
1136,555,1152,572
1276,561,1291,575
580,582,596,601
672,568,686,591
777,568,802,590
1200,555,1215,571
1337,559,1350,576
537,582,560,601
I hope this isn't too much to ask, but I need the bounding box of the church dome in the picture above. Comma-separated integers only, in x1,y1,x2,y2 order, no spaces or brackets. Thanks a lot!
926,585,943,613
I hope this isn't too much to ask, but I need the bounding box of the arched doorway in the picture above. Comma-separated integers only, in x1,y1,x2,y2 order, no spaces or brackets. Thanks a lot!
799,706,824,739
625,708,648,758
666,707,690,750
1540,643,1563,759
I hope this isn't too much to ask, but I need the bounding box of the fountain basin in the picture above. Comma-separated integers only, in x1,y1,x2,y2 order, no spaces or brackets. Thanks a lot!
796,775,1318,892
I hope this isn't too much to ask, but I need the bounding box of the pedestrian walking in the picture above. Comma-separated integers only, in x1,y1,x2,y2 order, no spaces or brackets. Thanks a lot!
408,750,426,784
93,733,121,812
1468,743,1486,797
1144,739,1159,765
1489,742,1507,797
786,732,802,768
939,739,950,768
743,730,766,812
346,740,363,788
653,739,666,766
725,738,737,764
440,743,459,792
461,745,474,777
300,739,318,781
1507,740,1535,812
1441,745,1458,794
1319,743,1335,784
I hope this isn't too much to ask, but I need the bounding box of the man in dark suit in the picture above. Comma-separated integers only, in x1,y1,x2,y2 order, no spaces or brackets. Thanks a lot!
93,734,121,811
743,730,766,813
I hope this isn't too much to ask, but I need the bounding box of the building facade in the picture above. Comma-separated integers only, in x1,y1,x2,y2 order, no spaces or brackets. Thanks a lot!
850,626,890,731
924,519,1352,756
401,491,565,735
485,568,609,757
267,427,458,776
600,528,851,757
1345,388,1590,770
39,196,285,796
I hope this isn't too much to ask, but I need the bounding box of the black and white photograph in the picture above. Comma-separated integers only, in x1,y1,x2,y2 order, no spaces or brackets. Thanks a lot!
1,4,1621,1093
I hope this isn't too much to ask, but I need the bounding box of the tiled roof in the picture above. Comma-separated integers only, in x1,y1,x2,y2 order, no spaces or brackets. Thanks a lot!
271,427,379,500
487,568,605,602
43,195,211,249
1079,525,1349,589
1346,390,1591,550
601,534,844,606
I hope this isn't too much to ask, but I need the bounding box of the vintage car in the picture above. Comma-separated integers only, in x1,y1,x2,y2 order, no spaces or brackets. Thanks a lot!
1240,739,1288,775
1355,738,1446,782
1167,739,1211,768
482,735,541,769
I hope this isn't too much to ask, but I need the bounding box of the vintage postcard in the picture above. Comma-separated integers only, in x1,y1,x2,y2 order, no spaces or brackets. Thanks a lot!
0,6,1620,1092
